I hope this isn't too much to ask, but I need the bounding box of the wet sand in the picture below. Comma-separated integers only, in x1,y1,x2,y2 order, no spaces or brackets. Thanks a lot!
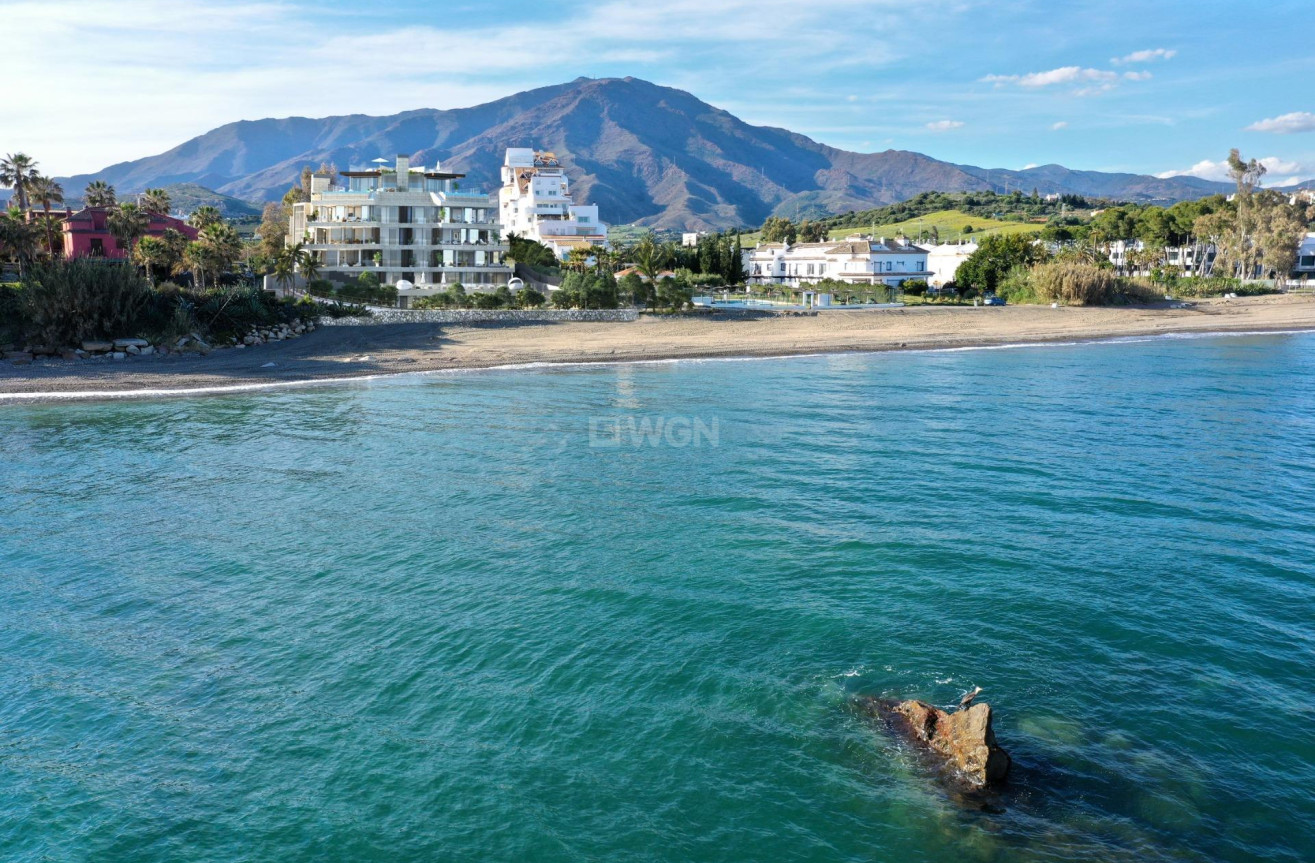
4,295,1315,400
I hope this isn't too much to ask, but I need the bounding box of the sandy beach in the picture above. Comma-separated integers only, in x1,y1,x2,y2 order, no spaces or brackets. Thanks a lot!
3,294,1315,399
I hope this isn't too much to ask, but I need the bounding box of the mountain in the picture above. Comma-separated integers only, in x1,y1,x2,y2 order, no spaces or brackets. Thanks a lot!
56,77,1232,230
155,183,262,220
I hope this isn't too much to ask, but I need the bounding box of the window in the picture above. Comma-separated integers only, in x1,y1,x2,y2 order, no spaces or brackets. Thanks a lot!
886,261,893,271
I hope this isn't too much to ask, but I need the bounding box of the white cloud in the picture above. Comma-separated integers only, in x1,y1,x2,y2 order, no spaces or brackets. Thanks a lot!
983,66,1118,88
925,120,964,131
1156,156,1314,185
1122,71,1153,81
1246,111,1315,134
1022,163,1039,169
1051,121,1069,130
1112,48,1176,64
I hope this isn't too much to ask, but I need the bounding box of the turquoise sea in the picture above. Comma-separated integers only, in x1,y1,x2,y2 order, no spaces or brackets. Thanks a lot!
2,332,1313,862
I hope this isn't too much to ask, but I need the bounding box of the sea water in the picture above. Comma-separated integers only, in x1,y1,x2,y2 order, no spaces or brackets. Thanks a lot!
1,332,1312,862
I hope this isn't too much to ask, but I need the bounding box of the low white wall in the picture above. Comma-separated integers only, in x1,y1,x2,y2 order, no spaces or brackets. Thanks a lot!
317,308,639,325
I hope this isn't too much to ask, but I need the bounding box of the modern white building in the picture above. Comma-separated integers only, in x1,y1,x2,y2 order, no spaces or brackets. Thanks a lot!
498,148,608,259
289,154,511,292
926,241,978,286
1105,239,1215,275
746,236,933,288
1293,232,1315,279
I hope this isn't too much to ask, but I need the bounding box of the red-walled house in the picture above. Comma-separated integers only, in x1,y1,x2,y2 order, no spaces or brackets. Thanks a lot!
61,207,199,259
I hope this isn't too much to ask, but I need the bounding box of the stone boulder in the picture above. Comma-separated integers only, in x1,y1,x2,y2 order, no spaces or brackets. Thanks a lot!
866,698,1011,788
82,340,113,353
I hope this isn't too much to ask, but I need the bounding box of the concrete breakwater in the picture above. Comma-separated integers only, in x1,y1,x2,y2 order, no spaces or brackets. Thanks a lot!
317,308,639,326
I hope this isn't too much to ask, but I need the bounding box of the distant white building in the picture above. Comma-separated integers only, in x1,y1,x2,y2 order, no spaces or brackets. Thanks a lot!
1294,233,1315,279
746,236,932,288
926,241,978,286
1105,239,1215,275
498,148,608,260
682,231,709,247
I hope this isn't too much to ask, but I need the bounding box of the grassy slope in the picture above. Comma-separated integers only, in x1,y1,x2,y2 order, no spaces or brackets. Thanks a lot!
826,210,1044,242
732,210,1045,247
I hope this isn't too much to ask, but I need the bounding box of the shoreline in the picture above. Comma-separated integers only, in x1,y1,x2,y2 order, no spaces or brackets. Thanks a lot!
4,295,1315,403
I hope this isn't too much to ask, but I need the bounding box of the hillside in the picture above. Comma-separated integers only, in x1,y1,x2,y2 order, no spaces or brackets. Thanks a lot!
826,210,1044,243
54,77,1232,231
158,183,262,219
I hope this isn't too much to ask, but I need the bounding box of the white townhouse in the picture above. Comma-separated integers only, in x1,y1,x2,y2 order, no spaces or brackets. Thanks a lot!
746,236,933,288
926,241,978,287
289,155,511,291
498,148,608,259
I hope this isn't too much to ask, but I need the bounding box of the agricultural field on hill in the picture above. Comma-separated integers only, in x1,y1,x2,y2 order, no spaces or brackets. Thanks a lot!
825,209,1045,243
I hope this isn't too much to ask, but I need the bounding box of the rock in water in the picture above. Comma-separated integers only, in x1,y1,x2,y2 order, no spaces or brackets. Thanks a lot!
870,699,1011,788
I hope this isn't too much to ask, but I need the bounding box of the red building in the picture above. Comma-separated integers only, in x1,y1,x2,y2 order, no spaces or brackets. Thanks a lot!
60,207,199,259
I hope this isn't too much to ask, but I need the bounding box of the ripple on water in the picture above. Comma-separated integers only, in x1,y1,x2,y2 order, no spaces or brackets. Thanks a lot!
1,333,1313,862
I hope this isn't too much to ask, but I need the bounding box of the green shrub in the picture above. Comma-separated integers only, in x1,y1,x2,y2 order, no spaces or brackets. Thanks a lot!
21,260,152,345
472,291,504,309
901,279,928,296
0,283,23,342
656,276,693,311
1172,276,1273,298
995,266,1039,304
1031,262,1117,305
518,288,546,308
1030,262,1161,306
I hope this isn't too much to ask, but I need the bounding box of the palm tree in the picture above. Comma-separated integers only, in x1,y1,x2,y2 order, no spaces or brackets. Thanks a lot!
565,247,592,274
107,203,150,257
84,180,116,208
0,153,39,211
140,188,171,215
633,237,667,283
299,248,321,284
134,235,169,284
199,222,243,285
273,246,298,295
184,241,213,291
0,207,39,275
26,175,65,257
187,205,222,230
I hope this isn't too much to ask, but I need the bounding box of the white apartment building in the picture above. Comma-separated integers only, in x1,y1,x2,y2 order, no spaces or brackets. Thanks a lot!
289,155,511,291
926,241,978,286
746,236,933,288
498,148,608,259
1106,239,1215,275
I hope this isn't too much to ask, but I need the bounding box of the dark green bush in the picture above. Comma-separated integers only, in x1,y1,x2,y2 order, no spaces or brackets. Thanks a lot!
0,283,23,342
21,260,152,345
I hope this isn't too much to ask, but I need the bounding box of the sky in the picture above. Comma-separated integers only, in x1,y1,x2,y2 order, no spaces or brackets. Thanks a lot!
3,0,1314,185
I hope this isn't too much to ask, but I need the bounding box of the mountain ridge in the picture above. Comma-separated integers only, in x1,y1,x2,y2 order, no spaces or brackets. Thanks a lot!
55,77,1233,230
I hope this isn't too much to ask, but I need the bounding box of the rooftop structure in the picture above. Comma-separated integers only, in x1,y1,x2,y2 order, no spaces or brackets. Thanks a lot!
288,154,511,291
498,148,608,259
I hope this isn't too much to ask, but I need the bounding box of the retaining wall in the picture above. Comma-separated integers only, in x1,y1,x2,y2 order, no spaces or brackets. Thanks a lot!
317,308,639,326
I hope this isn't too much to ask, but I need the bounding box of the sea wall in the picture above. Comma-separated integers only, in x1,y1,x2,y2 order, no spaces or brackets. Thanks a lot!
317,309,639,325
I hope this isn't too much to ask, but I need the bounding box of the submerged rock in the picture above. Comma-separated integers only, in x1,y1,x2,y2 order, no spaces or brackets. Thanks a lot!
864,698,1011,788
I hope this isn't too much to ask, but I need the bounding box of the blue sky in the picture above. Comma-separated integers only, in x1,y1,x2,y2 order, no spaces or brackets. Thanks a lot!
5,0,1314,184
